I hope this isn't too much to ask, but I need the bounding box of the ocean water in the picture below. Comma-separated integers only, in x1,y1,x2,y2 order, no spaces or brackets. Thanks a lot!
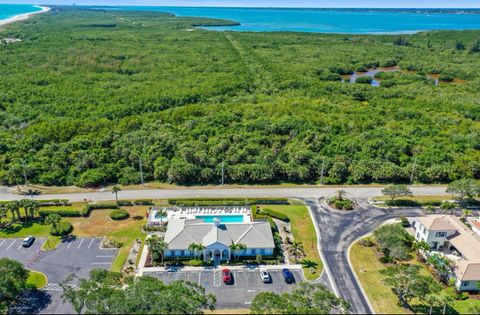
88,6,480,34
0,4,42,21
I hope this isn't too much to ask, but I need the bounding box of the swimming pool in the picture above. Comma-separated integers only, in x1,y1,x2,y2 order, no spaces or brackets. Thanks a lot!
196,215,245,223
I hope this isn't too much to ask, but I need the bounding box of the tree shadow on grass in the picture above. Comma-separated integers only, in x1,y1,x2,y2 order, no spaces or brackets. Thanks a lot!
132,215,144,220
8,289,52,314
0,219,45,235
410,303,459,315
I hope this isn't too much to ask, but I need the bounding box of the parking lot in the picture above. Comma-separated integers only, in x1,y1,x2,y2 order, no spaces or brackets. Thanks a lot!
0,236,118,314
144,268,304,308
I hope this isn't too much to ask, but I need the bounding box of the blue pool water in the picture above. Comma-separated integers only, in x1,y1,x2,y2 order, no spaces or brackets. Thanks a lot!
0,4,42,21
196,215,245,223
86,6,480,34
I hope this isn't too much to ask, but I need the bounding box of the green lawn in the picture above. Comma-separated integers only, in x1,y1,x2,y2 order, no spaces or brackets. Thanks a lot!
27,270,48,289
259,204,323,281
41,236,61,250
350,240,480,314
0,220,50,238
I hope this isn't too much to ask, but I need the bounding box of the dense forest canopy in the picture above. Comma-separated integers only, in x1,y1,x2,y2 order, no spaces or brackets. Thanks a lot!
0,7,480,187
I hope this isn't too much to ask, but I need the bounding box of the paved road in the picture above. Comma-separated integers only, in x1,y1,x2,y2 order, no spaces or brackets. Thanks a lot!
303,197,423,314
0,185,446,202
145,267,303,309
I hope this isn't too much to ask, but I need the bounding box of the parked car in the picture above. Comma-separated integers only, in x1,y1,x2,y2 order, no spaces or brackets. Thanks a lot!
22,236,35,247
282,268,294,283
222,268,232,284
260,269,270,283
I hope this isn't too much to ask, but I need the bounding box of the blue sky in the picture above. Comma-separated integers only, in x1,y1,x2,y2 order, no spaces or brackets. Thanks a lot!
2,0,480,8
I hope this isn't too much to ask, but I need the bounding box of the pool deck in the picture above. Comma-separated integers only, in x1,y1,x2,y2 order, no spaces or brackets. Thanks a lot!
148,206,252,225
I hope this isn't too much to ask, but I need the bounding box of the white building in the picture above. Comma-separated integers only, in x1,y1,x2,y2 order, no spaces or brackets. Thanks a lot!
413,215,480,291
164,217,275,262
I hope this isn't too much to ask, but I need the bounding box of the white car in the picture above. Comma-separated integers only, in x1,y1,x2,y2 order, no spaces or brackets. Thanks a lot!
260,269,270,283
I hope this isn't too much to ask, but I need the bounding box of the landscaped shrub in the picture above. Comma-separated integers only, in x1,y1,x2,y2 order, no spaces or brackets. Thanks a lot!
189,259,203,266
329,197,354,210
50,221,73,236
38,209,82,217
385,199,420,207
133,199,154,206
110,209,129,220
103,239,123,248
37,199,70,206
260,208,290,222
117,200,133,206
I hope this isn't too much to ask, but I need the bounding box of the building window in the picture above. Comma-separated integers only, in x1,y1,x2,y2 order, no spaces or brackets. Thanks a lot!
180,250,184,256
462,281,470,287
435,232,447,237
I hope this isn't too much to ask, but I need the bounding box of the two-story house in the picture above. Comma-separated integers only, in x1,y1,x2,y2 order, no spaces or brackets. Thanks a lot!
413,215,480,291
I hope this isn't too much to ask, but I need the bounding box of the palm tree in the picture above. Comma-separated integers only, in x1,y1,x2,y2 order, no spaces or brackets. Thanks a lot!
301,259,319,273
188,243,205,261
336,189,346,201
45,213,62,232
146,235,168,263
6,201,21,221
439,293,453,315
21,199,38,218
424,294,441,315
461,209,472,219
289,241,304,263
229,241,247,261
111,185,121,203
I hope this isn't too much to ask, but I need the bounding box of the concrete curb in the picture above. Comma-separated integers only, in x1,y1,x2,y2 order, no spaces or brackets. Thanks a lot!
346,217,402,315
303,198,340,297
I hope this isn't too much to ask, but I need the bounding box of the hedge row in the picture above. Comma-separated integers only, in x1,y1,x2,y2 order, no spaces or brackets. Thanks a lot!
37,199,71,206
50,221,73,236
82,203,119,217
38,209,82,217
110,209,129,220
169,198,289,206
260,208,290,222
133,199,154,205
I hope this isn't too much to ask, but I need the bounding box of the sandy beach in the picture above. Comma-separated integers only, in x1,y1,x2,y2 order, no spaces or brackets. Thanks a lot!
0,5,50,28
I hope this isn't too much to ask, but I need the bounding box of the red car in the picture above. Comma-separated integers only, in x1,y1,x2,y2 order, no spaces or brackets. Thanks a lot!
222,269,232,284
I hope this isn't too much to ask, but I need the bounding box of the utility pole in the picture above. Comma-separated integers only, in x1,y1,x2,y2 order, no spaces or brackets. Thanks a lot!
20,159,28,186
410,156,417,184
319,156,325,185
221,158,225,186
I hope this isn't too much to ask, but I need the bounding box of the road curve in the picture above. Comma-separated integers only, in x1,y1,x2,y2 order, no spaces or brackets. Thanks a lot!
303,197,423,314
0,186,446,202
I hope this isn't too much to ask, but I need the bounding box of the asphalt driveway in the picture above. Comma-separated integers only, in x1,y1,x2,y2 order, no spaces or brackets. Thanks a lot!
303,197,423,314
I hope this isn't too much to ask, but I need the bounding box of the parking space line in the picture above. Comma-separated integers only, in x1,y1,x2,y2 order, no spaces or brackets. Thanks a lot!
77,238,84,249
233,271,237,286
7,239,16,250
17,242,23,250
96,255,114,258
88,238,95,248
67,241,73,249
198,271,201,285
0,239,6,247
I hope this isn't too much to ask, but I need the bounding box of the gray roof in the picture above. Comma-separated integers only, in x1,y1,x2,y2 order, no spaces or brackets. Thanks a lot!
165,219,275,249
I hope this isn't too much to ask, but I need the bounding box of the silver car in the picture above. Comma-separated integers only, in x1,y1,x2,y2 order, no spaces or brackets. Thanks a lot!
260,269,270,283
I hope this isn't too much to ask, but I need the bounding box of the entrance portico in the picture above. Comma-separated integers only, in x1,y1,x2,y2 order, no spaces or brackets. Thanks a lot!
204,244,231,262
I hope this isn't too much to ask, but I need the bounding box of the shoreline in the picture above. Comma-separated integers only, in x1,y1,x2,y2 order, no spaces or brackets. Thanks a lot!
0,5,50,28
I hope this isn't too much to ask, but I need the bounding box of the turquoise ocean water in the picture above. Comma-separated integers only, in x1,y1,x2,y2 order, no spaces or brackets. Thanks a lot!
0,4,42,21
88,6,480,34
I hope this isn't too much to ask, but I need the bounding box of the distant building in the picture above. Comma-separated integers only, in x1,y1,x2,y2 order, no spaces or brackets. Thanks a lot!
164,216,275,262
413,215,480,291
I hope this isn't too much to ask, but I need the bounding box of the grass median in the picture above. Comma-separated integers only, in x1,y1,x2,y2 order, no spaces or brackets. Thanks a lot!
27,270,48,289
259,204,323,281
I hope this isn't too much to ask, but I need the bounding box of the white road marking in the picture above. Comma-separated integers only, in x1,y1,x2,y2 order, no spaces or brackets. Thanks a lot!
244,302,252,305
96,255,114,258
247,289,256,293
17,242,23,250
0,239,6,247
233,271,237,286
77,238,84,249
198,271,201,285
88,238,95,248
7,239,16,250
